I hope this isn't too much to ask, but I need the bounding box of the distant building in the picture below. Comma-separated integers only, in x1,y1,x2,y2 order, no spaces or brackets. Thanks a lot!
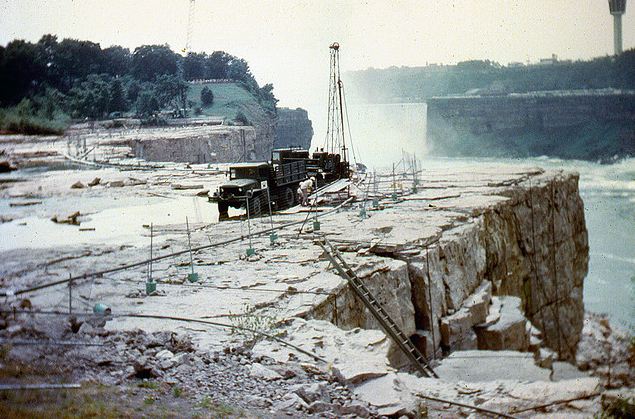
538,54,559,65
507,61,525,68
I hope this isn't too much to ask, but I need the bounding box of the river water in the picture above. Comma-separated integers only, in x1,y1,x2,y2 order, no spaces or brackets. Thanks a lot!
309,102,634,329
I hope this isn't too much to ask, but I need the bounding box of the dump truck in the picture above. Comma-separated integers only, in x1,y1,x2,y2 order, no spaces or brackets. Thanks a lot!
210,155,308,219
272,147,349,187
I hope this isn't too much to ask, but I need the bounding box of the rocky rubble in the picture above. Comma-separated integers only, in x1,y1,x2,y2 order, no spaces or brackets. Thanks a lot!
0,313,374,417
576,312,635,389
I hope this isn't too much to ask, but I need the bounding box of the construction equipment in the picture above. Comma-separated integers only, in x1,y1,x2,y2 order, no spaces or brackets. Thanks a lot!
209,151,308,219
274,147,348,187
317,237,438,378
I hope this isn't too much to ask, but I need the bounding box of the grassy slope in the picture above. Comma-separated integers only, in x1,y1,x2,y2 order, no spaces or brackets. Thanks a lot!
187,82,268,126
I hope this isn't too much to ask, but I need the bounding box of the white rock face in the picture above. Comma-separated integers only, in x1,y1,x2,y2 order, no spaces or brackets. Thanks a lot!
309,170,587,361
251,319,395,384
475,296,529,351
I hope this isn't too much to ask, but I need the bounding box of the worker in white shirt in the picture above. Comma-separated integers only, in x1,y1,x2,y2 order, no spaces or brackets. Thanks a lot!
298,177,316,206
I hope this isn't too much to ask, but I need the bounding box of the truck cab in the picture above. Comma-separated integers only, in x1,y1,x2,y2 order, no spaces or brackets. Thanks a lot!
210,154,308,219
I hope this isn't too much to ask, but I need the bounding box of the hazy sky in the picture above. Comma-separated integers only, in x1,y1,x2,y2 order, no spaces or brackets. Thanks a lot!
1,0,633,110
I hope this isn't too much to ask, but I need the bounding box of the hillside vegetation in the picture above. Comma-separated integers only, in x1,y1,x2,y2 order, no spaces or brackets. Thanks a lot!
0,35,277,134
188,82,262,124
348,49,635,103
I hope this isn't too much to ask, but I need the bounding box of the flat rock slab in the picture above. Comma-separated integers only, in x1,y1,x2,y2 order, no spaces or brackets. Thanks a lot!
435,350,551,382
251,318,395,384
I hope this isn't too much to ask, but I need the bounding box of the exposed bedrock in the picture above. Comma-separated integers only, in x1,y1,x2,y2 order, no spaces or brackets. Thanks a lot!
426,91,635,161
309,256,416,367
309,171,588,363
274,107,314,150
131,126,265,163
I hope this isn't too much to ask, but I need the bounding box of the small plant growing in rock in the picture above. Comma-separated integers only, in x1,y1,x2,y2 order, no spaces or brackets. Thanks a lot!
137,380,159,390
198,395,214,409
595,396,635,419
229,302,279,345
0,344,10,361
172,386,183,398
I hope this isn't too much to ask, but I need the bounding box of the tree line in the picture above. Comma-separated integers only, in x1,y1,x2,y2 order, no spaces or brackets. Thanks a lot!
0,35,277,132
348,49,635,103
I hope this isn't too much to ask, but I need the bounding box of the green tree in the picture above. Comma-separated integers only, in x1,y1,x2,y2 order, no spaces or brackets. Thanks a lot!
184,52,207,80
135,90,160,117
125,77,142,104
109,78,127,112
101,46,131,77
68,74,111,118
154,74,188,110
0,40,46,104
32,87,65,119
258,83,277,112
200,86,214,106
54,38,104,90
234,111,250,125
227,58,251,81
206,51,231,79
131,44,178,81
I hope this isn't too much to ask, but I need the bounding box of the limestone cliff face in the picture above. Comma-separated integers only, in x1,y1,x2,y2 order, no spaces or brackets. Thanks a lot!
481,173,588,359
427,91,635,160
274,108,314,150
404,172,588,360
129,107,311,163
308,171,587,362
131,126,259,163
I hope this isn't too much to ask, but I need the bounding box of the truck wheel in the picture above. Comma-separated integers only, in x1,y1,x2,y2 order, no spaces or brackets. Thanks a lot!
282,187,295,208
248,195,262,218
218,202,229,220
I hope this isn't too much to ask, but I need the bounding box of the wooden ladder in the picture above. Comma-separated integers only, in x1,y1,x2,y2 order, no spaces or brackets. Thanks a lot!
317,237,438,378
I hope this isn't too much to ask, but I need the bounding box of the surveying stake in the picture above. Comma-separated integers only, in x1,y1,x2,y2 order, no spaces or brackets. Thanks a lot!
372,171,379,208
412,155,419,193
146,223,157,295
245,195,255,256
262,180,277,244
312,177,320,231
392,163,398,201
186,217,199,282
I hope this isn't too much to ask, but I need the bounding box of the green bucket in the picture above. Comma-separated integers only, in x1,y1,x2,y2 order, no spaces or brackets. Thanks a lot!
145,281,157,295
246,247,256,257
187,272,199,283
312,220,321,231
93,303,112,316
269,232,278,244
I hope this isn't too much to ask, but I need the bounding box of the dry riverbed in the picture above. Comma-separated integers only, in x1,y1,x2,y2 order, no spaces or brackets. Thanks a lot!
0,135,633,418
